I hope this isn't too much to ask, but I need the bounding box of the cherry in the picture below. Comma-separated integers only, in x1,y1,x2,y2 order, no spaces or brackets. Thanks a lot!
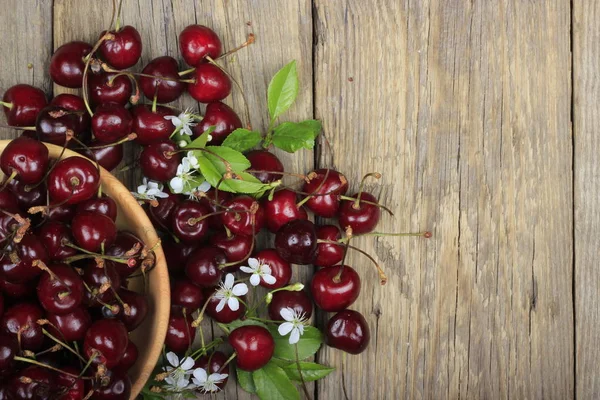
179,25,222,66
1,233,48,283
98,25,143,69
1,302,44,350
117,340,138,372
262,189,308,233
221,195,265,236
338,192,381,234
91,102,132,143
204,287,246,323
71,211,117,252
198,189,231,230
35,106,83,146
131,104,176,145
162,238,196,276
274,219,317,265
171,200,210,243
139,139,180,182
0,277,36,299
165,309,196,354
47,157,100,205
0,213,19,243
254,249,291,289
111,289,148,331
50,94,90,132
1,84,48,126
90,369,131,400
50,41,92,88
246,150,284,184
38,221,78,262
194,351,229,390
0,333,17,370
0,136,49,184
193,101,242,144
76,195,117,222
185,246,226,288
209,231,253,271
105,232,143,278
0,188,19,212
7,179,46,208
228,325,274,371
314,225,344,267
88,72,133,107
82,262,121,306
46,203,76,223
268,290,313,322
171,279,204,310
79,139,123,171
147,190,180,229
46,307,91,342
311,265,361,312
55,366,85,400
325,309,370,354
139,56,185,103
9,366,55,399
302,169,348,217
84,318,128,368
36,263,84,314
188,63,232,103
0,293,3,318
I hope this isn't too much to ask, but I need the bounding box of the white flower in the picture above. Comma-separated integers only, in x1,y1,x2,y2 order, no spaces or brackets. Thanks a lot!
213,273,248,312
162,352,197,392
165,109,197,136
185,151,199,169
240,258,277,287
132,178,169,201
191,367,228,393
207,134,213,142
178,140,188,148
278,307,307,345
169,156,200,194
185,180,212,200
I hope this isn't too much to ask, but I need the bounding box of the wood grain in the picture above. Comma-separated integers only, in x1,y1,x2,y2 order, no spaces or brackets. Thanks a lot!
313,1,573,399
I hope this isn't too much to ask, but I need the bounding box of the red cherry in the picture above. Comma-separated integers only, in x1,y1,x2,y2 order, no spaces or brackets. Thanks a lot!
171,280,204,310
91,102,133,143
198,189,232,230
254,249,291,289
193,102,242,144
84,318,128,368
302,169,348,217
338,192,381,234
46,203,76,223
221,195,265,236
246,150,284,184
209,231,253,271
179,25,222,67
46,307,91,342
117,341,139,372
165,308,196,354
188,64,231,103
139,140,180,182
36,263,84,314
55,366,85,400
0,136,49,184
194,351,230,390
0,188,19,212
0,293,3,319
274,219,317,265
78,139,124,172
98,25,143,69
0,333,17,370
7,179,45,209
131,104,176,145
0,234,48,283
314,225,344,267
50,41,92,88
139,56,184,103
268,290,313,321
185,246,226,288
204,287,246,323
71,211,117,252
325,309,370,354
1,302,44,350
172,200,211,243
8,366,55,399
50,94,90,132
35,106,83,146
311,265,361,312
76,195,117,221
82,262,121,306
0,277,36,299
228,325,274,371
162,238,196,277
88,72,133,107
47,157,100,205
105,232,143,277
113,288,148,331
90,370,131,400
147,189,180,229
1,84,47,126
262,189,308,233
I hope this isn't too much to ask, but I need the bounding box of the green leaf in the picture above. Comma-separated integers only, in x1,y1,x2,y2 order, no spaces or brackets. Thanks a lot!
221,319,268,332
253,362,300,400
237,368,257,394
202,146,250,172
269,325,323,361
271,121,317,153
282,362,335,382
298,119,322,138
188,125,216,149
224,172,272,194
222,128,262,152
267,60,299,121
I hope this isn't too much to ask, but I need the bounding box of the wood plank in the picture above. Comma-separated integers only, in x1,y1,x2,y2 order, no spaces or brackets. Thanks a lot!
313,1,573,398
0,0,53,139
574,1,600,398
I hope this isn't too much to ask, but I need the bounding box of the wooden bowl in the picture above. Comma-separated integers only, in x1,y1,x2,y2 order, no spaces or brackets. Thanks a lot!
0,140,170,399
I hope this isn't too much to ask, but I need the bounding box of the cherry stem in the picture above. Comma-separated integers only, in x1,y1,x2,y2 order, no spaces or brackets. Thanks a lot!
40,327,88,363
191,338,224,360
82,33,116,116
13,356,93,380
247,169,307,181
0,124,35,130
295,344,312,400
354,172,382,209
319,240,388,285
191,291,215,328
0,170,18,192
218,352,237,373
152,93,158,113
296,168,330,208
178,67,195,77
115,0,124,31
339,195,394,216
0,101,13,109
79,132,137,149
63,241,131,264
32,260,73,290
188,208,251,226
218,33,256,60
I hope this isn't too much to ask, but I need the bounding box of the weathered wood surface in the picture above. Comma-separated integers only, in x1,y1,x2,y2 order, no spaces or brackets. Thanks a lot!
0,0,594,399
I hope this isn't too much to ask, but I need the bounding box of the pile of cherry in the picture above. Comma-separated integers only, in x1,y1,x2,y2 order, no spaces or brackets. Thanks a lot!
0,137,154,399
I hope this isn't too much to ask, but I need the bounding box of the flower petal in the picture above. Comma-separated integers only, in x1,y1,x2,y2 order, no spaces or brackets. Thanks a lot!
224,273,235,289
166,352,179,367
249,273,261,287
193,367,208,383
227,297,240,311
278,322,294,336
239,266,254,274
232,283,248,296
180,356,195,371
197,181,211,192
137,184,147,194
262,274,277,285
215,298,227,313
260,264,272,275
210,373,228,382
279,307,295,322
289,327,301,344
248,258,259,269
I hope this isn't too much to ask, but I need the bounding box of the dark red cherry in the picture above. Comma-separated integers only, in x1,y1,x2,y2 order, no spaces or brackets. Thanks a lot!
0,276,36,299
325,309,370,354
91,370,131,400
204,287,246,323
228,325,274,371
117,341,138,372
193,101,242,144
171,280,204,310
0,234,48,283
36,263,84,314
268,290,313,321
112,289,148,331
0,188,18,212
246,150,284,184
302,169,348,217
9,366,55,399
91,103,132,143
179,25,222,67
274,219,317,265
105,232,143,278
76,195,117,221
185,246,226,288
198,189,231,230
0,213,19,243
1,302,44,350
314,225,344,267
55,366,85,400
47,157,100,205
50,41,92,88
72,211,117,252
338,192,381,234
165,309,196,354
171,200,210,243
131,104,176,145
7,179,45,209
0,136,49,184
36,106,82,146
82,262,121,306
79,139,124,172
50,94,90,133
46,307,91,342
162,238,196,277
0,293,3,319
84,318,128,368
194,351,229,390
0,333,16,370
188,64,231,103
139,140,180,182
88,72,133,107
47,203,76,223
311,265,360,312
139,56,185,103
1,84,47,126
38,221,77,261
147,190,180,230
254,249,291,289
209,231,253,271
262,189,308,233
221,195,265,236
98,25,143,69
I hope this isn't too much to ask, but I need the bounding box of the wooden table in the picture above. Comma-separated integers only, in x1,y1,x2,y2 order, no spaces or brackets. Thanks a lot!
1,1,596,399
